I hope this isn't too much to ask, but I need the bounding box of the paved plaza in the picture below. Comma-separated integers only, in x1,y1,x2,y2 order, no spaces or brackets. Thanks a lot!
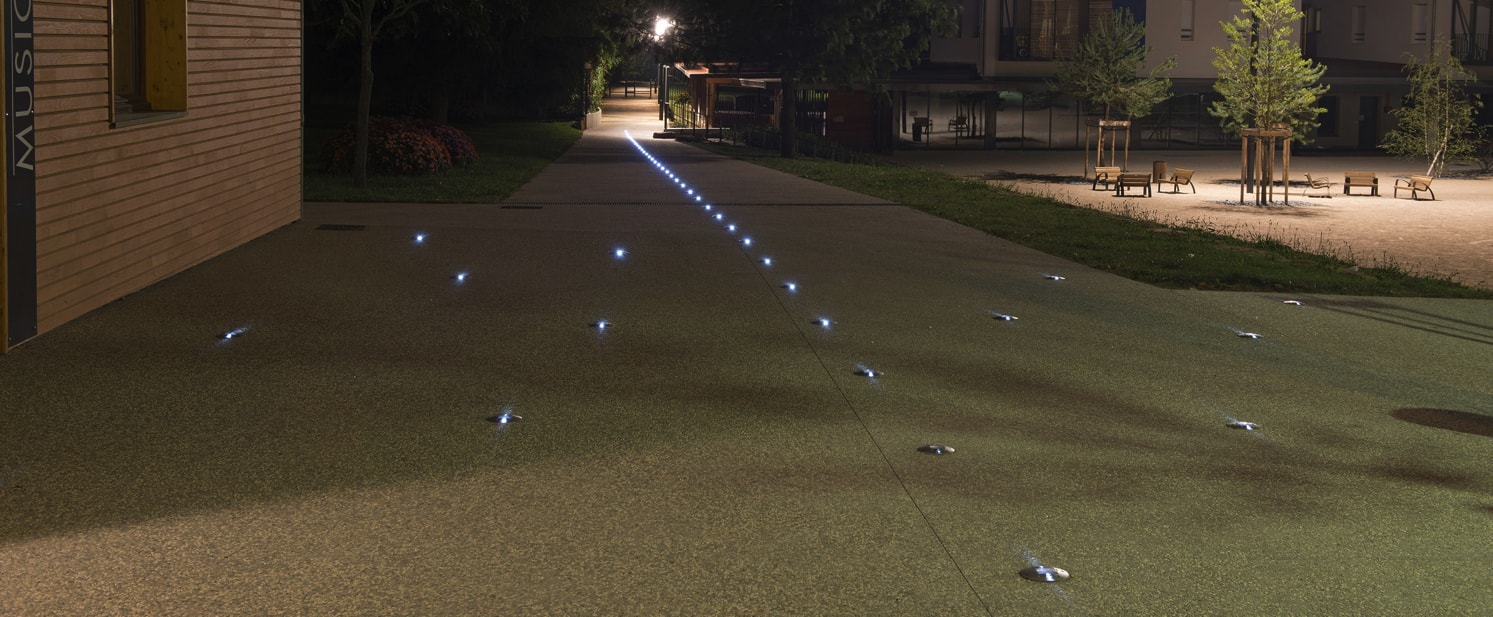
1,99,1490,615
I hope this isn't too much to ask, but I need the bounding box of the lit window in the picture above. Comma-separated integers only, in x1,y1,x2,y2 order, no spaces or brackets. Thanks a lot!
111,0,187,125
1181,0,1195,41
1412,3,1429,43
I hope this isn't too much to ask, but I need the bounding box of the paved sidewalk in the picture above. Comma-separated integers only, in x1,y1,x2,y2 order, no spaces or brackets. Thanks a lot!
2,96,1491,616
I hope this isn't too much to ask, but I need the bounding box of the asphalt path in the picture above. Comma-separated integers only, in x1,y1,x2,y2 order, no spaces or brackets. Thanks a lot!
1,99,1490,615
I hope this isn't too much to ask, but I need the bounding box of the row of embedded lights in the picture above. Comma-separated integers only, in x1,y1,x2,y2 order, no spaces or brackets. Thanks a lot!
610,130,1304,588
618,129,1092,585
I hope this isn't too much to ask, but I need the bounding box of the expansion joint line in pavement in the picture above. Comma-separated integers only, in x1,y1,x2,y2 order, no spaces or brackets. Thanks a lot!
622,130,994,616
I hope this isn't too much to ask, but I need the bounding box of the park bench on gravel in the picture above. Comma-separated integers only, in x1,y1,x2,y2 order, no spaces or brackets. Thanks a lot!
1304,173,1334,198
1344,171,1378,196
1114,173,1152,197
1092,166,1122,191
1156,168,1196,193
1394,175,1436,200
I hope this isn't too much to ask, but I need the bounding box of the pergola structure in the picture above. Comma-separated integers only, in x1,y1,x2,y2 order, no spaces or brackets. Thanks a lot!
1240,127,1292,205
1084,118,1131,177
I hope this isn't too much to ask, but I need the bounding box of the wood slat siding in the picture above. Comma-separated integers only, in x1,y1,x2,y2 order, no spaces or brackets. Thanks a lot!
32,0,302,335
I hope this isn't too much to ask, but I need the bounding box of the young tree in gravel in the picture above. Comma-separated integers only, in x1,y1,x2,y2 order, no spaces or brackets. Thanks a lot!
1210,0,1328,203
1052,8,1175,169
1380,38,1484,178
1054,9,1175,123
1210,0,1328,138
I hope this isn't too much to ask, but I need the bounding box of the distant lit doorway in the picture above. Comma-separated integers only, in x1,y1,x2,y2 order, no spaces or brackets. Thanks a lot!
1358,96,1380,150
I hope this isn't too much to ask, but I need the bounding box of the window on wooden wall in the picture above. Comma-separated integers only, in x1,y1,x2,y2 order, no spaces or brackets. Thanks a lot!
111,0,187,125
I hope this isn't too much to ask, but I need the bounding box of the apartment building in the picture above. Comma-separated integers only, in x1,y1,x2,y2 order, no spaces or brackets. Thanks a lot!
879,0,1489,150
2,0,301,351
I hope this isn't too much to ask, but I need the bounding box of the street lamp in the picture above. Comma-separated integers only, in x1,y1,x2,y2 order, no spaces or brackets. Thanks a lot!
655,17,673,124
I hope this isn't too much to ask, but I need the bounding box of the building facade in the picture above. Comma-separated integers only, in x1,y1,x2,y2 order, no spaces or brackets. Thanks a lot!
2,0,301,351
878,0,1489,150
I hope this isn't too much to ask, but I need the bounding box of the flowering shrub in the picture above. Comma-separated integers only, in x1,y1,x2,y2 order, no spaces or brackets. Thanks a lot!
322,117,477,175
413,120,478,167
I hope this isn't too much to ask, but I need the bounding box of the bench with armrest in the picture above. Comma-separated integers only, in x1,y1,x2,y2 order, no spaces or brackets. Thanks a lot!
1156,168,1196,193
1092,166,1123,191
948,116,969,136
1114,173,1152,197
1344,171,1378,196
1394,175,1436,200
1304,173,1334,198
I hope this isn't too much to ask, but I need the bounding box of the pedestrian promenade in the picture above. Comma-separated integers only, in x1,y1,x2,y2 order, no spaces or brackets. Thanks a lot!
1,96,1490,616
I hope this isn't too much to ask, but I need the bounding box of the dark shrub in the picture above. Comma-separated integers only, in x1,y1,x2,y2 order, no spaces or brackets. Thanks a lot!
413,120,479,167
322,117,456,175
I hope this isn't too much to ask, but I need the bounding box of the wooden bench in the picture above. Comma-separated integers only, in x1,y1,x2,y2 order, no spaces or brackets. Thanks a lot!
1344,171,1378,196
1092,166,1123,191
1394,175,1436,200
1115,173,1152,197
1156,168,1196,193
1304,173,1334,198
621,80,654,97
948,116,969,136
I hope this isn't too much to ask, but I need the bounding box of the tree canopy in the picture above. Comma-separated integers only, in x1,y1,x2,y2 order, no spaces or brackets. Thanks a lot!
1209,0,1328,141
1052,8,1175,122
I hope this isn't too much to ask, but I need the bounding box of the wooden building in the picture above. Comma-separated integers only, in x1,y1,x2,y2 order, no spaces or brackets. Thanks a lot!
2,0,301,351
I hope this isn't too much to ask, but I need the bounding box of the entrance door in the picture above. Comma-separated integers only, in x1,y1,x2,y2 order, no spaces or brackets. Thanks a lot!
1358,96,1380,150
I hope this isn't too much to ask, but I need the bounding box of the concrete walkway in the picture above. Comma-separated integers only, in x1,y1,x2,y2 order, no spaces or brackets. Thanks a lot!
2,97,1491,616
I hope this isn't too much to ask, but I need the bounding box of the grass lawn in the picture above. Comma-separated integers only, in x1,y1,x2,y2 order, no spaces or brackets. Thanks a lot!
695,142,1493,299
302,121,581,203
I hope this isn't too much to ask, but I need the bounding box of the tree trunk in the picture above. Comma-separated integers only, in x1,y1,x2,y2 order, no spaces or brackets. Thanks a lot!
354,1,376,189
780,74,797,159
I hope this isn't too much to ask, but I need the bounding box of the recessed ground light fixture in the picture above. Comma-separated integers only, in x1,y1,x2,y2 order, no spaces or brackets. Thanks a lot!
917,444,954,455
781,282,797,292
854,367,880,377
486,412,523,424
759,257,773,266
413,233,427,244
453,272,469,283
1226,419,1261,431
1282,300,1304,305
1043,274,1066,281
1018,565,1069,583
704,204,713,211
695,196,703,202
1234,329,1262,339
687,189,694,196
815,318,833,329
727,224,737,233
590,320,611,330
741,237,752,247
219,327,249,340
991,312,1019,321
614,248,627,259
713,213,724,221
